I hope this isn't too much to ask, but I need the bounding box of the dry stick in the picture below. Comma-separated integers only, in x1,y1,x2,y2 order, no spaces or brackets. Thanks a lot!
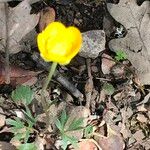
4,3,10,84
32,52,84,102
85,58,93,109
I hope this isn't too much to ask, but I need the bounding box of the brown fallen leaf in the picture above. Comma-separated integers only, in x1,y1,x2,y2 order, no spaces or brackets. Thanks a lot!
0,141,16,150
65,106,90,140
136,113,148,123
0,0,39,54
95,125,125,150
107,0,150,84
0,62,41,86
39,7,55,32
0,108,6,128
98,134,124,150
101,53,115,75
133,130,145,143
74,140,98,150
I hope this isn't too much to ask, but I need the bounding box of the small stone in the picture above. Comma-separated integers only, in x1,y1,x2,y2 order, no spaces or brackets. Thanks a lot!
79,30,106,58
74,18,80,26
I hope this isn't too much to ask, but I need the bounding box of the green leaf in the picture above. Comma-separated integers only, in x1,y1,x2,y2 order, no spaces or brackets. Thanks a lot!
67,136,78,149
23,106,36,125
6,118,24,129
55,118,63,132
18,143,37,150
67,118,84,132
61,134,69,150
84,125,93,137
12,85,33,105
7,117,33,142
13,133,25,141
24,130,30,143
115,50,127,61
61,134,78,150
60,110,69,129
102,83,115,96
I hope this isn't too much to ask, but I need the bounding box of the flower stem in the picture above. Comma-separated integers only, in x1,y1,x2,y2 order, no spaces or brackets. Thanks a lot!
41,62,58,111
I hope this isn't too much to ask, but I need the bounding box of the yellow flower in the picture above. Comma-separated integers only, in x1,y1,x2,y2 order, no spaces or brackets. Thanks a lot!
37,22,82,65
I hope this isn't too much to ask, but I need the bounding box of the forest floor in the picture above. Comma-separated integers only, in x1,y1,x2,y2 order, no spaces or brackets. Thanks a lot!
0,0,149,150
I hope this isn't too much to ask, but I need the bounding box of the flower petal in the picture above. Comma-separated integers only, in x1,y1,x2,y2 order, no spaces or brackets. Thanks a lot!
43,22,66,39
37,22,82,65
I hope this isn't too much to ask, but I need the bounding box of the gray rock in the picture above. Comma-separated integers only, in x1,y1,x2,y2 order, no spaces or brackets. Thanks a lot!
79,30,106,59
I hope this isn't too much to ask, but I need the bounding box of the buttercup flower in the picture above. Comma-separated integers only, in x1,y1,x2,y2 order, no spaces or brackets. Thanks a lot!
37,22,82,65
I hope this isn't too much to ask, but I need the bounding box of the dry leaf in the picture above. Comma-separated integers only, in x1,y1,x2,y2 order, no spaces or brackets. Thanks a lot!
120,107,133,139
133,130,145,143
107,0,150,84
34,136,45,150
0,62,40,86
64,106,90,140
0,141,16,150
75,140,98,150
136,114,148,123
98,135,124,150
97,125,125,150
0,108,6,128
0,0,39,54
101,53,115,74
39,7,55,32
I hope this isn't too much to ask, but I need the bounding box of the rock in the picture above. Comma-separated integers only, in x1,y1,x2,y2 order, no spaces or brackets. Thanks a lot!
79,30,106,58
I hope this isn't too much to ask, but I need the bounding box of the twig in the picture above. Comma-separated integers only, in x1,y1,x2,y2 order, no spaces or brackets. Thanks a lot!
95,77,111,81
4,3,10,84
85,58,93,109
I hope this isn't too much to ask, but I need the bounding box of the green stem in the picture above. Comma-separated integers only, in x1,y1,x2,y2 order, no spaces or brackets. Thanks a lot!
43,62,58,92
23,105,36,124
41,62,58,111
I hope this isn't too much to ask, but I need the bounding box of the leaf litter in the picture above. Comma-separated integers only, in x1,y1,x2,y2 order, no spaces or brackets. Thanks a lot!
107,0,150,85
0,0,39,54
0,0,150,150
